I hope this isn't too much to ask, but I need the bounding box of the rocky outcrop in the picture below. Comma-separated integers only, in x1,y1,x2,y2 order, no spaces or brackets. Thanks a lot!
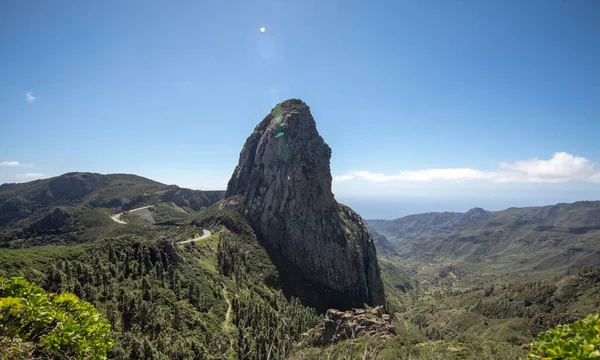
302,306,395,346
226,99,385,312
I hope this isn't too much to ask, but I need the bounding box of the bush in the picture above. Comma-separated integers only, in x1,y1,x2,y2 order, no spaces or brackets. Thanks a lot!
0,277,113,359
527,313,599,359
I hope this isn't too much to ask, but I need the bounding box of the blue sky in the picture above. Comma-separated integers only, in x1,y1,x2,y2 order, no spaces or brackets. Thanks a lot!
1,0,599,218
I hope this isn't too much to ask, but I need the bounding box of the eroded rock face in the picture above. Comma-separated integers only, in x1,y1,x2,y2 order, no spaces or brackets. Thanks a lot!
227,99,385,312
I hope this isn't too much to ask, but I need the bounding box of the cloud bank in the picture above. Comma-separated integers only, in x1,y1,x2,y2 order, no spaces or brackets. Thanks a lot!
0,161,21,167
0,161,34,168
334,152,600,183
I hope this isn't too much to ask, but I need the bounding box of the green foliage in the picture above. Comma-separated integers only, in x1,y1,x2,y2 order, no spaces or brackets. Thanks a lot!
2,234,228,359
528,313,600,359
0,276,113,359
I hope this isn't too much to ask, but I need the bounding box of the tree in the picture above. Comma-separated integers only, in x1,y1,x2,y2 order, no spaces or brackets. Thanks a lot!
0,277,113,359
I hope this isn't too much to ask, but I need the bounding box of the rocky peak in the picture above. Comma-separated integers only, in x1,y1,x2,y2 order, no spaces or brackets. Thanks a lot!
227,99,385,312
464,207,489,220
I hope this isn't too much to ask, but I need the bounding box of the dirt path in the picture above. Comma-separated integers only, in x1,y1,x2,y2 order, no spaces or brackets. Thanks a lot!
178,229,211,244
109,205,153,224
222,287,232,332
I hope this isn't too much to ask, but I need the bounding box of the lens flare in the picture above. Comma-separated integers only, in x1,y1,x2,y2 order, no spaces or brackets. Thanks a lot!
273,104,283,124
276,132,285,138
260,26,266,33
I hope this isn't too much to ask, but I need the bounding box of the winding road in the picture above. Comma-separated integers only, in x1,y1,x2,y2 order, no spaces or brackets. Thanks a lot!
178,229,211,244
109,205,153,224
109,206,211,244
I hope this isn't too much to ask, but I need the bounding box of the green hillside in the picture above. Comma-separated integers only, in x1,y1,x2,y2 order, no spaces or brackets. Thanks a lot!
0,172,224,248
0,200,319,359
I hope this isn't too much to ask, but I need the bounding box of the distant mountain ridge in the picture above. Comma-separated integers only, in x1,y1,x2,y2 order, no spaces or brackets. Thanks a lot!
369,201,600,236
0,172,225,226
368,200,600,277
0,172,225,247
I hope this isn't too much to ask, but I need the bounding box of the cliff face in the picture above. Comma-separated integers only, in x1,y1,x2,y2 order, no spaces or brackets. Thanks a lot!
227,99,385,312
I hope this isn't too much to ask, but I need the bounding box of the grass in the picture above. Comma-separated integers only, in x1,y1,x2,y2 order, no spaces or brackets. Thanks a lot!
291,335,527,359
151,202,193,223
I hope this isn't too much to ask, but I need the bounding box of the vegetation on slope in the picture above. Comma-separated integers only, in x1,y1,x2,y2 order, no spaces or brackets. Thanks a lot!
0,201,319,359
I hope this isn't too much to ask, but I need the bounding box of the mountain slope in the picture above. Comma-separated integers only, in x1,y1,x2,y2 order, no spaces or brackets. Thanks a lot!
0,172,225,247
368,201,600,278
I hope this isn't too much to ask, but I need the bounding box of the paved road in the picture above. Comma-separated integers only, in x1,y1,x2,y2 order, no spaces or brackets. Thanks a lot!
110,206,211,245
178,229,211,244
109,205,154,224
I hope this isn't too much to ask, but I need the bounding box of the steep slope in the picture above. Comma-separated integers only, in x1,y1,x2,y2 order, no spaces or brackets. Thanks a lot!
368,201,600,277
367,225,398,257
226,99,385,312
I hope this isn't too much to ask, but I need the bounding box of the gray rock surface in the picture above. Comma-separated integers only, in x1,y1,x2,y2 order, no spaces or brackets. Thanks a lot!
226,99,385,312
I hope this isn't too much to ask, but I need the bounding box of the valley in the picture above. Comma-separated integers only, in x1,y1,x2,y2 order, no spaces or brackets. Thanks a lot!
368,202,600,280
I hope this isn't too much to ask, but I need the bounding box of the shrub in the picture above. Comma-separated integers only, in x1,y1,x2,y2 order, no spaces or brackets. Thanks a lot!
0,277,113,359
527,313,599,359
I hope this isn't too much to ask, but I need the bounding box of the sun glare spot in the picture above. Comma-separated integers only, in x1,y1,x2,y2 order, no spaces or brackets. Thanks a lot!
260,26,266,33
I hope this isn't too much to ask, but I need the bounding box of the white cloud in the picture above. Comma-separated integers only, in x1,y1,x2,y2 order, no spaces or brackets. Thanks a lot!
25,92,37,103
334,152,600,183
0,161,20,167
16,173,45,180
0,161,34,168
